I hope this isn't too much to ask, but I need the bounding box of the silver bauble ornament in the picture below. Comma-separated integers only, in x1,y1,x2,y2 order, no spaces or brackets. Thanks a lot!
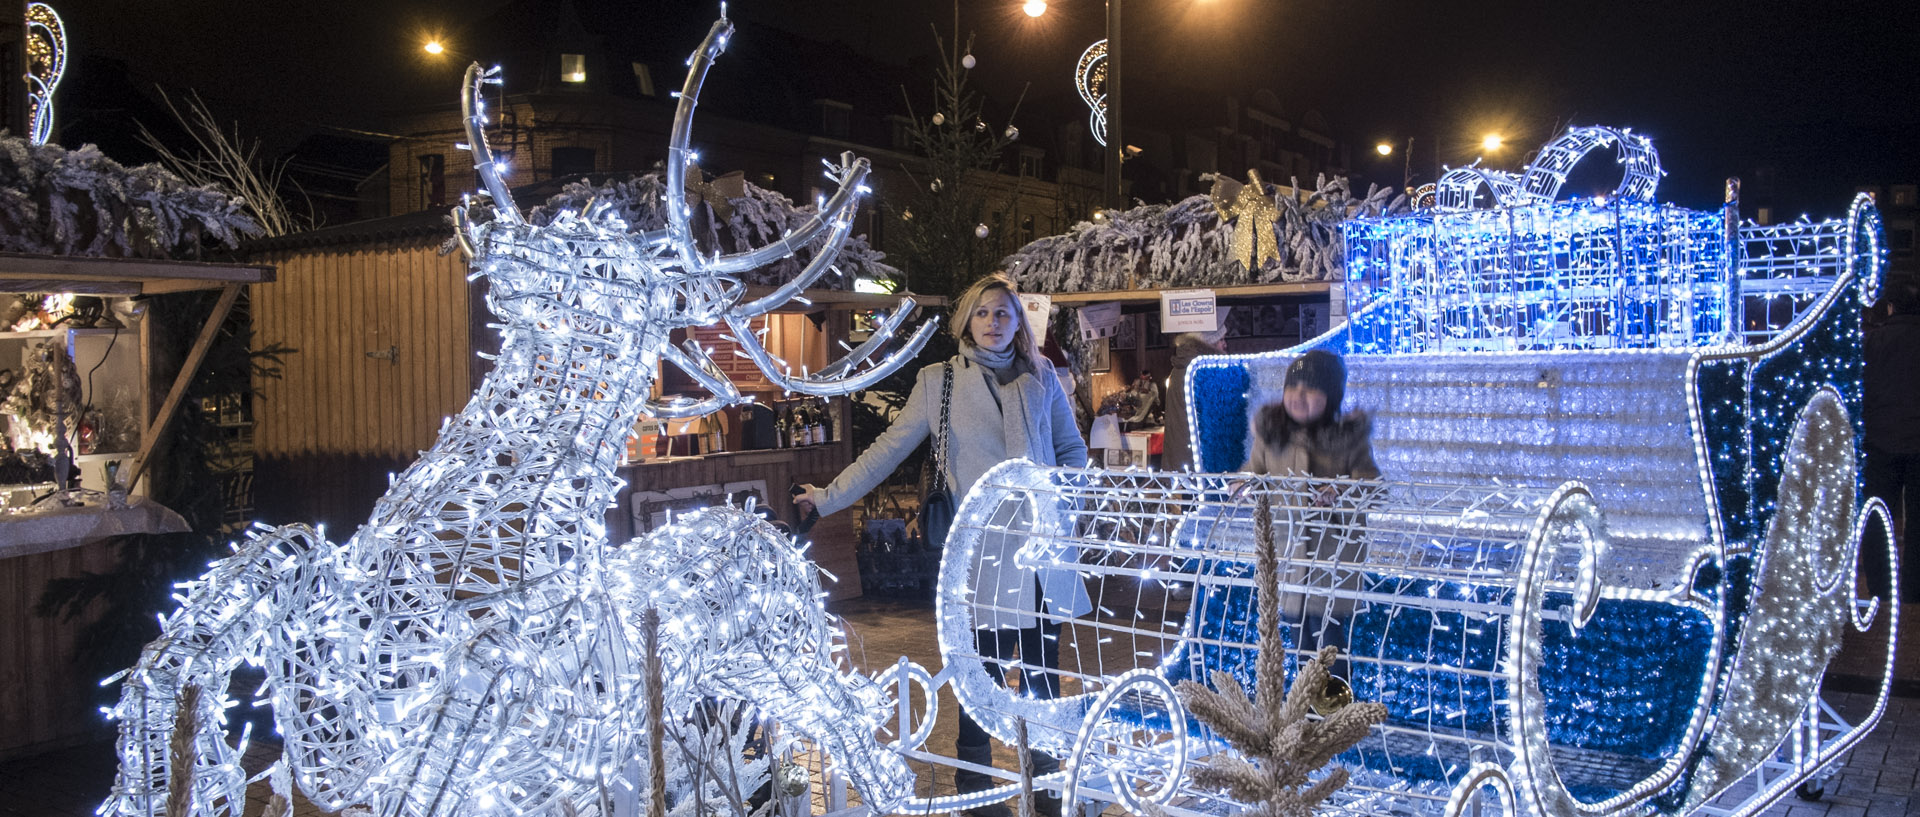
930,178,944,194
961,54,977,70
1004,125,1020,141
932,112,946,126
974,120,987,132
975,223,990,239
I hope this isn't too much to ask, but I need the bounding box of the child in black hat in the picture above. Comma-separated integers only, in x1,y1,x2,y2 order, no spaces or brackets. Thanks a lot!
1242,349,1378,481
1241,348,1379,684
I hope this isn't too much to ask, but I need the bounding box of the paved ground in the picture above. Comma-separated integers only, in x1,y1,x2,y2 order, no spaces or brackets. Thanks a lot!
6,598,1916,817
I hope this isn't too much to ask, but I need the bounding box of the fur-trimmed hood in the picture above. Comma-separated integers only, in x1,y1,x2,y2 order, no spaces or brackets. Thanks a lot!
1246,404,1379,479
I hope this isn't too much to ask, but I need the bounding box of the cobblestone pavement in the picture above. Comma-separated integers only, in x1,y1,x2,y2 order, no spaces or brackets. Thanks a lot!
5,599,1914,816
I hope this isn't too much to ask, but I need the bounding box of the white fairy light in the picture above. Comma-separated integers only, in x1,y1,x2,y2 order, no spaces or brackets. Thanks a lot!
935,125,1890,816
99,15,933,817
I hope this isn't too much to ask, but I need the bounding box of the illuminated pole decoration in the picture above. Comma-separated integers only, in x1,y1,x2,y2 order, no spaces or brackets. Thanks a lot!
24,2,65,145
1075,39,1108,147
99,13,933,817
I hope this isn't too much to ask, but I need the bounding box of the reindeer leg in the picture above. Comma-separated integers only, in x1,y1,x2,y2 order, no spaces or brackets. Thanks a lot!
704,639,916,813
102,524,331,817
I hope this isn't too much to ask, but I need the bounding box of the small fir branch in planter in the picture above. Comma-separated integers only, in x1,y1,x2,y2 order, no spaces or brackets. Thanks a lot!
1175,493,1388,817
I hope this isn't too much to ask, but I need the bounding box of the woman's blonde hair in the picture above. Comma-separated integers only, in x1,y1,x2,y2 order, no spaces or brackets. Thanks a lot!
951,272,1039,363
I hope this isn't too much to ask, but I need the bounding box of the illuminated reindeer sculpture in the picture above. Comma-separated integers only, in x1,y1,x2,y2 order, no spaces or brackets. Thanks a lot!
101,15,931,817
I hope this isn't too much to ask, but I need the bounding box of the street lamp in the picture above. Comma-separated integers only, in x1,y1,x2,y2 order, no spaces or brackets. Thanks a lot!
1024,0,1048,17
423,40,445,55
1481,132,1504,152
1375,142,1393,156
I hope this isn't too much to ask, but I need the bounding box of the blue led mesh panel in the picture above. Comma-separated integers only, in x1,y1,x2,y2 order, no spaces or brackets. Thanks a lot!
1345,201,1731,354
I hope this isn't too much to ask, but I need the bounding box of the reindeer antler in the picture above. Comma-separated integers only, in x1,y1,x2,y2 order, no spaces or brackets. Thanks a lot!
724,300,939,396
462,63,519,223
661,12,940,397
664,16,869,280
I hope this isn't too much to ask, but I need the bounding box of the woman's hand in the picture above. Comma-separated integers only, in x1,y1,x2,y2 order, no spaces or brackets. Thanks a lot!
793,484,821,516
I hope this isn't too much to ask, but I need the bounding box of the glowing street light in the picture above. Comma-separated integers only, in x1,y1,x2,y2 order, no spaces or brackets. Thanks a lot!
1024,0,1048,17
1481,132,1504,152
1375,142,1393,156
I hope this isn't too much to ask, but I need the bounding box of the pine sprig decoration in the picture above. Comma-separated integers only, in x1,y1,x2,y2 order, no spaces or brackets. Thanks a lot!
1175,493,1388,817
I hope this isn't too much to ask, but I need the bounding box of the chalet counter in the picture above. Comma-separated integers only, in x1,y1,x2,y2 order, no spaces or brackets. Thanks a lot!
610,441,863,600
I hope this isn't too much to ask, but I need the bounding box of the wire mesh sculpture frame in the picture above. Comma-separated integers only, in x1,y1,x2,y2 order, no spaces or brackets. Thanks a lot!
99,14,933,817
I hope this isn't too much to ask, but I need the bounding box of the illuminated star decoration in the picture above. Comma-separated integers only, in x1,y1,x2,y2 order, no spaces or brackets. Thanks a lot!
24,3,65,145
97,13,935,817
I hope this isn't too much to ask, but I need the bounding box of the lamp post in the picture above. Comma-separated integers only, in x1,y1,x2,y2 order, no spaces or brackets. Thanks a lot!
1105,0,1124,211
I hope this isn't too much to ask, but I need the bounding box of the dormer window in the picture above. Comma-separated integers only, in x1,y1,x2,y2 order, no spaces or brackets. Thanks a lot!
632,63,655,96
561,54,587,83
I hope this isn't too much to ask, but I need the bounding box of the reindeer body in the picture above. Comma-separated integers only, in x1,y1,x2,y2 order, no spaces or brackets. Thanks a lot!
100,16,932,817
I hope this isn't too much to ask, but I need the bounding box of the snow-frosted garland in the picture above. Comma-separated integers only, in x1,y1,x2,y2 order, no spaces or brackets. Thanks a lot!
1003,175,1405,293
441,171,899,289
0,133,260,257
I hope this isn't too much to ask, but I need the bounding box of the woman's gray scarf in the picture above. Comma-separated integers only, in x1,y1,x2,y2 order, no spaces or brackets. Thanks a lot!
959,342,1042,464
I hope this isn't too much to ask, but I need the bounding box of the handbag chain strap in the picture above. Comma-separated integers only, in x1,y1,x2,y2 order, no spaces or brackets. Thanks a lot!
931,361,954,494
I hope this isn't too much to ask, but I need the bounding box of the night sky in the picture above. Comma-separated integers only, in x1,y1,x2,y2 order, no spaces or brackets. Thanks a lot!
48,0,1920,216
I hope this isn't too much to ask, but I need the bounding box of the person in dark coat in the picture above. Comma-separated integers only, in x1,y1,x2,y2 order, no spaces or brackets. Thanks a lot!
1161,322,1229,472
1241,349,1379,481
1864,273,1920,604
1239,349,1380,680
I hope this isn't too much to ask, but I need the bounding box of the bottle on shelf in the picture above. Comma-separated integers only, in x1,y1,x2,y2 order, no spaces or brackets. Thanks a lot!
821,399,835,444
776,406,791,449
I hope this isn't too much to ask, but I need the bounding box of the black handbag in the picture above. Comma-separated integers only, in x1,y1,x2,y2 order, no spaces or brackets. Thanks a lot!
920,362,956,548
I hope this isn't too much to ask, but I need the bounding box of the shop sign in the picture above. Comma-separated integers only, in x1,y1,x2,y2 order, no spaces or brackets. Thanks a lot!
1160,289,1219,332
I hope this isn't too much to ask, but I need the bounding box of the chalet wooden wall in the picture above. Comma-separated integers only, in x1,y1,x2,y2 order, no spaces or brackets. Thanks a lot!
0,539,116,760
248,236,475,530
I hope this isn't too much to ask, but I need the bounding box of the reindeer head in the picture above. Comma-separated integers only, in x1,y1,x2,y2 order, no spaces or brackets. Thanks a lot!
449,13,937,419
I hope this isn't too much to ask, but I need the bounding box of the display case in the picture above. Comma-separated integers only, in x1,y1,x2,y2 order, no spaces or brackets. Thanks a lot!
0,323,147,503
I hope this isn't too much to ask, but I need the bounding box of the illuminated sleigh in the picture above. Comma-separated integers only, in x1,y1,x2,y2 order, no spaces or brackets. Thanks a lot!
878,127,1895,817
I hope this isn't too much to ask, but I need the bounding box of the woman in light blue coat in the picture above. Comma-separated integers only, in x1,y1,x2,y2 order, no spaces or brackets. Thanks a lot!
797,272,1088,813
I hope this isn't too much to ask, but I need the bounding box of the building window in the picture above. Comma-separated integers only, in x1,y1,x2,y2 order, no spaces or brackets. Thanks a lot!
632,62,655,96
814,99,852,139
1021,214,1036,245
418,153,446,209
561,54,587,83
1893,185,1917,207
1019,153,1042,178
552,147,596,179
887,115,914,150
1889,226,1914,257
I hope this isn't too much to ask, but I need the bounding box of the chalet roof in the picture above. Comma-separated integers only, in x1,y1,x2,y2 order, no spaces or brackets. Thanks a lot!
241,210,451,255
